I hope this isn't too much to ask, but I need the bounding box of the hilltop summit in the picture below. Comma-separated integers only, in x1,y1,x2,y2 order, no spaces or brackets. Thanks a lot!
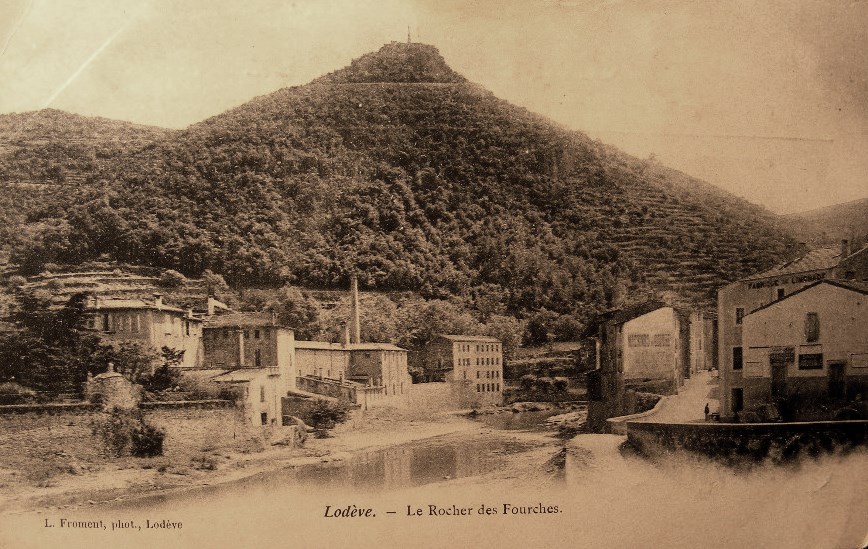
315,42,466,84
0,42,798,318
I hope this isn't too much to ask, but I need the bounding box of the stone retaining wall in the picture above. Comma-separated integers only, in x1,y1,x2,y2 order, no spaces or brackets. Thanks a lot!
626,420,868,463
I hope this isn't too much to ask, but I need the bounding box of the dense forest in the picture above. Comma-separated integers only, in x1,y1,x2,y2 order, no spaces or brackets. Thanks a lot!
0,42,801,328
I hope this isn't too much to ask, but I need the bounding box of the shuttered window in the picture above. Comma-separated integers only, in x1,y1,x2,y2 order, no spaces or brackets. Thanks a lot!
805,313,820,343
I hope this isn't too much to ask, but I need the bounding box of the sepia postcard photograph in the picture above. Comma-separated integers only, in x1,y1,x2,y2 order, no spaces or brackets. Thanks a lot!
0,1,867,547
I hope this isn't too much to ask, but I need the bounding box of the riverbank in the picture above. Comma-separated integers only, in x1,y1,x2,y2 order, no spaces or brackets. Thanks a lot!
0,407,489,515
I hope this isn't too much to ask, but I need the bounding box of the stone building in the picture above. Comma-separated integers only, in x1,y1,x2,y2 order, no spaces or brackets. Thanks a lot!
295,341,410,398
413,334,504,407
717,240,868,419
688,310,716,376
585,302,695,431
86,294,203,368
202,312,296,427
737,279,868,415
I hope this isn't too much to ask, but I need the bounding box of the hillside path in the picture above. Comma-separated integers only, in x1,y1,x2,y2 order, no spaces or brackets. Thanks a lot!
634,370,719,423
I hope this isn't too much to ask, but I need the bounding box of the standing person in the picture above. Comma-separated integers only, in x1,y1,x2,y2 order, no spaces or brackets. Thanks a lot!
704,402,710,421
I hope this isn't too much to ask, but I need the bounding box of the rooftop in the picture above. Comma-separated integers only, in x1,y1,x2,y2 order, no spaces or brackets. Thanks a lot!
435,334,501,343
747,278,868,315
210,369,275,383
88,297,193,316
582,301,669,336
741,246,863,281
295,341,407,352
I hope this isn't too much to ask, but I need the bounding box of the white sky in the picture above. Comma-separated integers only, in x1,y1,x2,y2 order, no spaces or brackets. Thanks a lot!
0,0,866,214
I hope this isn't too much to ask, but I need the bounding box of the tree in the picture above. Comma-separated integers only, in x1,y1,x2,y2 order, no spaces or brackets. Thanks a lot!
270,286,322,340
0,292,101,394
396,298,480,349
0,291,158,396
201,269,229,296
524,309,559,346
483,314,523,360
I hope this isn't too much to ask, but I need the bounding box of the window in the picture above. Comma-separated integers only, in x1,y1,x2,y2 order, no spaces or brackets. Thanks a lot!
798,353,823,370
244,330,249,339
254,349,262,367
260,385,266,402
254,330,260,339
476,384,481,393
476,371,480,379
261,412,268,426
463,371,466,380
102,314,110,332
776,288,785,300
732,347,743,370
735,308,744,325
805,313,820,343
185,320,190,336
496,383,500,391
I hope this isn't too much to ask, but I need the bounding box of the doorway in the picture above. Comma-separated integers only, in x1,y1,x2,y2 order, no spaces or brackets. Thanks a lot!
828,361,846,399
731,388,744,414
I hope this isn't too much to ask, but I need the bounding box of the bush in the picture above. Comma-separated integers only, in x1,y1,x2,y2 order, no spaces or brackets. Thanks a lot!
534,376,554,393
158,269,187,288
144,364,182,393
0,382,37,404
92,410,136,457
92,409,165,457
305,399,353,430
519,374,536,391
130,423,165,457
553,377,569,392
46,279,65,291
7,275,27,288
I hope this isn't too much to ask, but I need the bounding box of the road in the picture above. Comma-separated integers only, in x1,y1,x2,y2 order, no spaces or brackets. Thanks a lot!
634,369,720,423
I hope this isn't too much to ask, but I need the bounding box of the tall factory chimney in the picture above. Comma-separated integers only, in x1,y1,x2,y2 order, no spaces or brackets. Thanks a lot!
351,275,361,344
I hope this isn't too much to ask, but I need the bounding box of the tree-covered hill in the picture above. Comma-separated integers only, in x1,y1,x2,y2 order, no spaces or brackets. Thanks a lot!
1,43,799,324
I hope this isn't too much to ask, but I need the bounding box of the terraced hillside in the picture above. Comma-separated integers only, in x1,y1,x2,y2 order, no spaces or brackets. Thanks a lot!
0,42,798,324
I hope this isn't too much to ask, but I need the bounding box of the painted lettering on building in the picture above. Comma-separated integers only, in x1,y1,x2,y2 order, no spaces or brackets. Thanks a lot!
746,272,825,290
627,333,672,347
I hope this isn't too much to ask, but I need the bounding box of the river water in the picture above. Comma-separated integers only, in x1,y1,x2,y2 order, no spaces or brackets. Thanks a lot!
7,411,867,549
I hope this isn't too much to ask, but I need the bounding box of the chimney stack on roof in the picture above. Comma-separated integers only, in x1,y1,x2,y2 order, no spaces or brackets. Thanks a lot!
153,293,163,308
351,275,361,344
341,321,350,348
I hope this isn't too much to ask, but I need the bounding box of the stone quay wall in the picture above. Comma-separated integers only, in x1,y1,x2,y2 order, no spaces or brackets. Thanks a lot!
625,419,868,463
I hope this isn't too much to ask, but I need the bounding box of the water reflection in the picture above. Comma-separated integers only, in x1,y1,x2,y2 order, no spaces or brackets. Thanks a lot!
111,436,540,510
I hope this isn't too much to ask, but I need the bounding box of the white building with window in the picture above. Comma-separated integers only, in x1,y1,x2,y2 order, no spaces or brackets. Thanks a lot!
413,334,504,407
738,280,868,413
717,240,868,418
